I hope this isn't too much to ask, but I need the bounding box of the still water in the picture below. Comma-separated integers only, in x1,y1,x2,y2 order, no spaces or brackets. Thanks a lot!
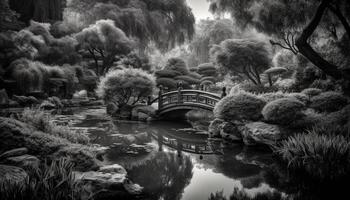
54,107,284,200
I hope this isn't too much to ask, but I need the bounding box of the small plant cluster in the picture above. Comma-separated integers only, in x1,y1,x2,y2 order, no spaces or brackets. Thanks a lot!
0,158,88,200
20,108,89,144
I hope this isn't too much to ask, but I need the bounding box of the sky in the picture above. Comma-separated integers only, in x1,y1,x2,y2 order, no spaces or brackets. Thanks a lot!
186,0,213,21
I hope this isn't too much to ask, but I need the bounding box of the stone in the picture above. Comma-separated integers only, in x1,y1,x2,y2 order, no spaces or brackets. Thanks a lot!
5,154,40,169
134,132,151,144
12,95,39,106
220,121,242,142
48,96,63,108
107,103,119,116
8,99,19,107
74,164,143,196
39,100,56,110
239,122,288,147
0,89,9,106
208,118,225,137
137,112,149,122
99,164,127,174
73,90,88,99
0,147,28,159
0,164,28,185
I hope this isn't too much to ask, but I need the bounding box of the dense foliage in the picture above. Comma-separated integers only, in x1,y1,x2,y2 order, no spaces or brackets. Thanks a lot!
214,92,266,121
97,68,156,107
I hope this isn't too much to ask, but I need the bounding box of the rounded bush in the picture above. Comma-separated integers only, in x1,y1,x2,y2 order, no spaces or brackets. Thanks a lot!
287,93,309,104
301,88,322,97
258,92,287,103
214,92,266,121
262,98,306,125
310,92,348,112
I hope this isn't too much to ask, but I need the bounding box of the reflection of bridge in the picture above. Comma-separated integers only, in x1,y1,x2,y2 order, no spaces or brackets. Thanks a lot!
151,133,222,155
151,89,225,116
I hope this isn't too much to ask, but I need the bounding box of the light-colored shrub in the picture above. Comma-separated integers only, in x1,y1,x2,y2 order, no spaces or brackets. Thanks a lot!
310,91,348,112
214,92,265,121
96,68,156,107
262,98,306,125
258,92,287,103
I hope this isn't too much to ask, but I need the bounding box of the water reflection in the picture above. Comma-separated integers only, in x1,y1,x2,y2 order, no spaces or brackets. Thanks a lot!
128,151,193,200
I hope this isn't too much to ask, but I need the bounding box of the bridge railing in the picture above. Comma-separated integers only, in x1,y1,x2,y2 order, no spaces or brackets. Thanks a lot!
151,87,227,111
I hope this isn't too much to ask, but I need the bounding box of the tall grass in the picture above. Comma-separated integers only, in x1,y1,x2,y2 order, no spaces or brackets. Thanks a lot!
275,130,350,180
20,108,89,144
0,158,88,200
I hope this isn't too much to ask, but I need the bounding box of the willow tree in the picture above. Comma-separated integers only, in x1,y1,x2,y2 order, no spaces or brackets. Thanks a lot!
212,39,271,85
190,19,238,64
75,19,133,76
209,0,350,93
67,0,195,53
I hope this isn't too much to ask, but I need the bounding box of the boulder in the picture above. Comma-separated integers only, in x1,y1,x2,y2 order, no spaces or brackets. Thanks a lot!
0,89,9,106
239,122,288,147
137,112,149,122
0,164,28,185
220,121,242,142
73,90,88,99
47,96,63,108
8,99,19,107
39,100,56,110
208,118,225,138
74,164,142,197
134,132,151,144
12,95,39,106
5,154,40,169
0,147,28,159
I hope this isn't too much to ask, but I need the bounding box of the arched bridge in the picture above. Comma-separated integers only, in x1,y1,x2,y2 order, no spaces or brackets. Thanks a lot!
151,89,225,116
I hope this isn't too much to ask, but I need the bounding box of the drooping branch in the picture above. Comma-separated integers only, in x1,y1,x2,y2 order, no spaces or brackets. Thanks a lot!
295,0,343,80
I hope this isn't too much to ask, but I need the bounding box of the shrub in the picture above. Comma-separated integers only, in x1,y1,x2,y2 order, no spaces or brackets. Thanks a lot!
214,92,265,121
262,98,306,125
20,108,89,144
301,88,322,98
96,68,156,107
276,132,350,180
0,158,86,200
175,75,200,85
8,58,44,94
155,70,182,78
258,92,287,103
156,77,177,89
310,79,336,91
310,92,348,112
239,82,278,94
287,93,309,104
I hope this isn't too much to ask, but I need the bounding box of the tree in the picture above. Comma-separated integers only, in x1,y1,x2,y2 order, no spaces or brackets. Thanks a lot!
75,19,133,76
212,39,271,85
96,68,156,108
190,19,238,64
209,0,350,93
155,58,201,90
9,0,66,23
67,0,195,53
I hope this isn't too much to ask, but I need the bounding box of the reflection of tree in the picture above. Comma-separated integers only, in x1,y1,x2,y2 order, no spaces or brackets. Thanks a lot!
128,152,193,200
214,145,261,179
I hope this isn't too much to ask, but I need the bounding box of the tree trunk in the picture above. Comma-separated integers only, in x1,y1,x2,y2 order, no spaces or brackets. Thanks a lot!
295,0,343,80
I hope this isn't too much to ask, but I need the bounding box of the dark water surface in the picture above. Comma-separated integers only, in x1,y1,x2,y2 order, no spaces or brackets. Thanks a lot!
53,107,285,200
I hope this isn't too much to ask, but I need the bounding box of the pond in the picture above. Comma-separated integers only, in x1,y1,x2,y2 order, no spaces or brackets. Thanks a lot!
53,107,286,200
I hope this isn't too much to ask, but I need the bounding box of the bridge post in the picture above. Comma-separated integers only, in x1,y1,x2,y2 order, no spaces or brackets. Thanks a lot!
221,87,227,98
177,81,183,104
158,85,163,109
